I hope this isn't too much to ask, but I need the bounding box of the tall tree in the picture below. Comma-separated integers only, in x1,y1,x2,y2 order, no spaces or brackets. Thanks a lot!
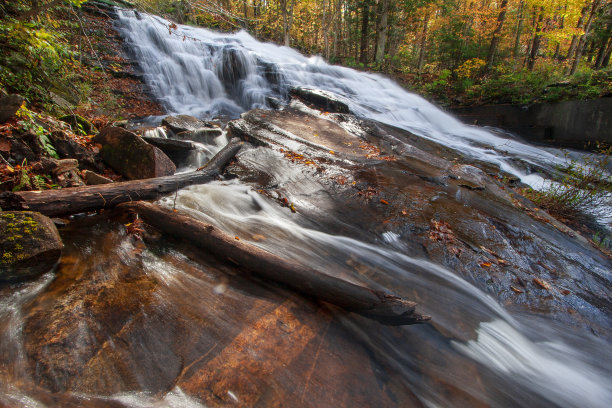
527,6,545,70
280,0,296,47
359,0,372,63
569,0,603,74
375,0,390,64
486,0,509,68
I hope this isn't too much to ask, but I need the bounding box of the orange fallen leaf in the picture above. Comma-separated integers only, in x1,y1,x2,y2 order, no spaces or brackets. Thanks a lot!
510,286,524,294
235,236,240,240
533,278,551,290
480,262,492,268
252,234,266,241
329,150,335,155
380,199,389,205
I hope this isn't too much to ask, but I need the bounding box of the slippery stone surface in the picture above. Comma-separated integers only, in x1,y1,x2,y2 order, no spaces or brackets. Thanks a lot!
58,114,97,135
227,104,612,337
0,211,63,281
161,114,214,134
289,86,350,114
94,127,176,179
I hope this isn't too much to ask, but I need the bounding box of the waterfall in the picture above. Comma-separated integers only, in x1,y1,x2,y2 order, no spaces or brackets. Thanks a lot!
114,9,572,190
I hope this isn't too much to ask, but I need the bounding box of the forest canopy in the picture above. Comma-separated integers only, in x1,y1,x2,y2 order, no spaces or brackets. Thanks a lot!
1,0,611,107
134,0,612,105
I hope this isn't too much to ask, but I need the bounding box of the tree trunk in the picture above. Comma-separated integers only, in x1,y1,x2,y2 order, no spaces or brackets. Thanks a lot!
281,0,295,47
120,201,430,326
527,7,544,71
570,0,603,75
0,139,244,217
513,0,524,59
566,3,590,61
359,0,371,64
595,37,612,68
486,0,509,69
417,13,430,72
375,0,390,65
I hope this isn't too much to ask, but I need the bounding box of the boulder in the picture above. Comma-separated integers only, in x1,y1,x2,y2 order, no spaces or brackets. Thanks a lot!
94,127,176,180
162,115,214,134
49,130,104,172
141,136,197,166
0,211,63,281
59,114,97,135
84,170,113,185
289,87,350,114
0,95,25,123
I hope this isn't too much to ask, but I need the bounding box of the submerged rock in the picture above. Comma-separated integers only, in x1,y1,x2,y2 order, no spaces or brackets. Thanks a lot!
0,211,63,281
94,127,176,179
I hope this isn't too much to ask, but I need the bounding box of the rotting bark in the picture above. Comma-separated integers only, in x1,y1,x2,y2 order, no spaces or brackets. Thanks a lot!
120,200,431,326
0,139,244,217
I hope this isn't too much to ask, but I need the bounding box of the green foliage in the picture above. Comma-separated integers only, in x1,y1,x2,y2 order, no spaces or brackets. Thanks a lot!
15,105,59,158
523,147,612,221
0,14,74,104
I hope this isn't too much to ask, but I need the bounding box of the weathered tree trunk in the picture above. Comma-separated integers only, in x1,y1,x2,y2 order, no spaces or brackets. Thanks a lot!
120,201,430,326
374,0,390,65
486,0,509,69
0,139,244,217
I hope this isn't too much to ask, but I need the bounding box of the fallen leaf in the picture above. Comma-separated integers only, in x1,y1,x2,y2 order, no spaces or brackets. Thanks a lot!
510,286,524,294
533,278,551,290
561,289,571,295
380,199,389,205
252,234,266,241
289,203,296,213
329,150,335,155
234,236,240,240
480,262,492,268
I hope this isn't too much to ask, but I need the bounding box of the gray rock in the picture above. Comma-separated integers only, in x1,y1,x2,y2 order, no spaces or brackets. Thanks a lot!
141,136,197,166
94,127,176,180
289,87,350,114
162,115,214,134
0,211,63,281
0,95,25,123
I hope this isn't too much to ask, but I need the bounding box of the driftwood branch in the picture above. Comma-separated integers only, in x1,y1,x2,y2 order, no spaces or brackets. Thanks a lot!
0,138,243,217
119,200,431,326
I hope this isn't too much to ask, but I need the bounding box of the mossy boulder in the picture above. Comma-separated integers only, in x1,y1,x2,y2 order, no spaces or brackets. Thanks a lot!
0,211,63,281
94,127,176,180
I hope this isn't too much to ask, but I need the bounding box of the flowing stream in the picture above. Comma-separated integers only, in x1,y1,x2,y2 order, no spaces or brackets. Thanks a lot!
0,8,610,408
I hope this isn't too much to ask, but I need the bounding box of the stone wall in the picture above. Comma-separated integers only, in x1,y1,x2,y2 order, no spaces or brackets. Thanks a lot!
452,97,612,150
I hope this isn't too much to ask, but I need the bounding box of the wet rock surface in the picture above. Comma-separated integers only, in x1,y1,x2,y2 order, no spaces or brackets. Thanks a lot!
0,102,610,407
0,211,63,281
227,101,612,337
94,127,176,179
162,114,216,134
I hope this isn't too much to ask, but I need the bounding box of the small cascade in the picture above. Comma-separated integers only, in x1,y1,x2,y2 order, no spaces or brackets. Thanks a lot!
112,8,580,191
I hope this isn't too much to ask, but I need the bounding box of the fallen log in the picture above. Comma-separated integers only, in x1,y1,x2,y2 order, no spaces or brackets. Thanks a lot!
0,138,244,217
119,200,431,326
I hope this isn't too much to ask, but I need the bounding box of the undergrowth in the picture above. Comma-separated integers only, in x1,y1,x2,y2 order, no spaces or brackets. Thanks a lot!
522,146,612,226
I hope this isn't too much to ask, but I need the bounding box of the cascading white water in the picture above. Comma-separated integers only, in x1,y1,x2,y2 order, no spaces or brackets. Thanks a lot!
107,9,612,407
114,8,573,190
